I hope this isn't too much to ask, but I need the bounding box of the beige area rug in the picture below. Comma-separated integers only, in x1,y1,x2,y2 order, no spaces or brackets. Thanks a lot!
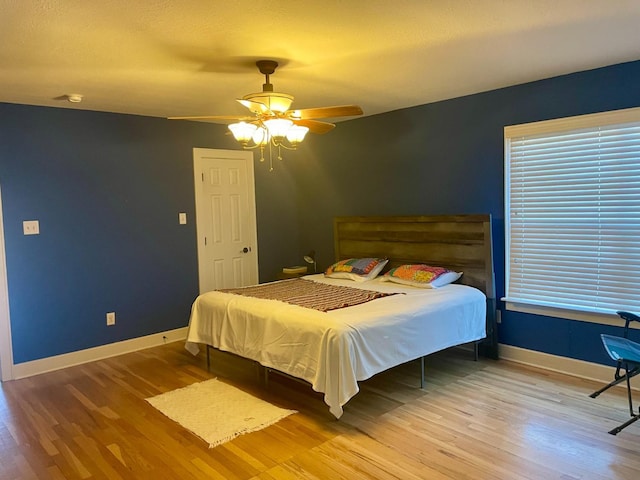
146,378,297,448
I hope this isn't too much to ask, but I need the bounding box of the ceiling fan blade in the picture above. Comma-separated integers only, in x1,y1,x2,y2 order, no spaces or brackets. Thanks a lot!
288,105,363,120
294,119,335,134
168,115,250,122
237,98,270,114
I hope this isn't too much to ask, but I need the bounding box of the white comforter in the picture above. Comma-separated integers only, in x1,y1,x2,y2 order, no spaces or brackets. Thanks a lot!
185,274,486,418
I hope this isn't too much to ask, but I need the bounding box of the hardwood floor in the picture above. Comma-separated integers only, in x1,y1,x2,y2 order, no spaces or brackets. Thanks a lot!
1,342,639,479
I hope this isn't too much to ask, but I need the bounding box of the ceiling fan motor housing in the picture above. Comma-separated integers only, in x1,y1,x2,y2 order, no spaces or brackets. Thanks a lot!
256,60,278,75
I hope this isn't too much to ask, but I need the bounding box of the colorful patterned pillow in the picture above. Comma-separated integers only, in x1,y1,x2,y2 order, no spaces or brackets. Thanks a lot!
324,258,388,282
381,264,462,288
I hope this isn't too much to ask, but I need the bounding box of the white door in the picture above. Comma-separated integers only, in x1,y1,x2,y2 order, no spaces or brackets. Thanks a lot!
193,148,258,293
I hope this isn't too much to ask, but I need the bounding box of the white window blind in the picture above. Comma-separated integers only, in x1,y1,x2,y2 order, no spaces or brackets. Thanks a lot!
504,107,640,316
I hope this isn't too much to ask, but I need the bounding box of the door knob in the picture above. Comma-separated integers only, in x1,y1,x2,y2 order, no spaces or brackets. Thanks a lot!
242,247,250,253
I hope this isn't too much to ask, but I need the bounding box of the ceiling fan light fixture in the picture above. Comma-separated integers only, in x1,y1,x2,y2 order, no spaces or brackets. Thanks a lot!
228,121,257,145
286,125,309,145
243,92,293,113
264,118,294,140
252,126,270,146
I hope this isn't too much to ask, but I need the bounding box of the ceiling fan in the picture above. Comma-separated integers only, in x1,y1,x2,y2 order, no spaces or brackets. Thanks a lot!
169,60,363,169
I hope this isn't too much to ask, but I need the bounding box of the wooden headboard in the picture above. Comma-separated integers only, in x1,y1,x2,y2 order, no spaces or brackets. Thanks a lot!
334,214,495,297
334,214,498,358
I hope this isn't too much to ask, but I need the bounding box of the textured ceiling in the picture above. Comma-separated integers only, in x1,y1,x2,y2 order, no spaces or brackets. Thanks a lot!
1,0,639,123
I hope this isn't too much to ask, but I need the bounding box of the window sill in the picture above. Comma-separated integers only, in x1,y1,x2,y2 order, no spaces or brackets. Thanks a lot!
502,300,634,328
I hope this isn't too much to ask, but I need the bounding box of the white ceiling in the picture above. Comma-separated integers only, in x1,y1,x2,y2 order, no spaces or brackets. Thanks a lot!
1,0,640,123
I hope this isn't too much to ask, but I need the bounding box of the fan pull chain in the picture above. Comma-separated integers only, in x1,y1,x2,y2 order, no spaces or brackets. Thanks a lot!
269,142,274,172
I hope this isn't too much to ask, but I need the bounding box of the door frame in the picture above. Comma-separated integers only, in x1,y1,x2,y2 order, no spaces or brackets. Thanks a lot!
0,185,14,381
192,148,258,292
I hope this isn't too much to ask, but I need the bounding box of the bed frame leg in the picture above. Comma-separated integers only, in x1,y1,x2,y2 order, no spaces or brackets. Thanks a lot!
420,356,425,389
474,341,479,361
206,345,211,371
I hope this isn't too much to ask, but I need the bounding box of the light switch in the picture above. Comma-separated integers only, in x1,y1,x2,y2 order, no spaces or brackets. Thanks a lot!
179,212,187,225
23,220,40,235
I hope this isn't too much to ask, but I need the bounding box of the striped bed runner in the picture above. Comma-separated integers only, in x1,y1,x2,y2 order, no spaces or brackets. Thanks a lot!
220,278,397,312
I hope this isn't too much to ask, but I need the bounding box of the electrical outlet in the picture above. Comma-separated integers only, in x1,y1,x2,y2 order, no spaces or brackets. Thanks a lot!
106,312,116,326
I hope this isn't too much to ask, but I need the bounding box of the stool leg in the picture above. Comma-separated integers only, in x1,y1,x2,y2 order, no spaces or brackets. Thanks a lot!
627,366,635,417
590,375,626,398
609,413,640,435
608,364,640,435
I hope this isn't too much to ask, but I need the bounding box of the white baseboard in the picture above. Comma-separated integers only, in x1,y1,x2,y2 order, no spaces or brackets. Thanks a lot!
499,343,637,392
10,327,189,380
6,336,632,395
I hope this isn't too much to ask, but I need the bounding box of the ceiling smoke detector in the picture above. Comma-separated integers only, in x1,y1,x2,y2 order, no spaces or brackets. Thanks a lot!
67,94,83,103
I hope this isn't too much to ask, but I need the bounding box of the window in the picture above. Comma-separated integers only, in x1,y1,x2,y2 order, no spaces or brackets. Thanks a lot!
504,107,640,321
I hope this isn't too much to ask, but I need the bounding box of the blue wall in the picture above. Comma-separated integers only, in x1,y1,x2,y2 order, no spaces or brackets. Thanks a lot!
3,59,640,367
0,104,298,363
291,60,640,366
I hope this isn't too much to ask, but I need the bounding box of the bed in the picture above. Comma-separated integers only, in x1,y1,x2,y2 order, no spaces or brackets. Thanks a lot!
185,214,497,418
